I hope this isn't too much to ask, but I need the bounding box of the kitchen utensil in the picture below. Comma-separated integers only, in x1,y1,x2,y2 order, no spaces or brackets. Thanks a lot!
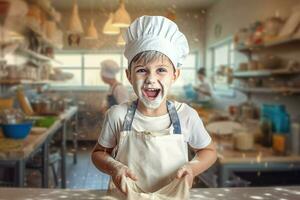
35,116,57,128
259,55,282,69
0,98,13,111
1,121,33,139
206,121,244,135
234,132,254,151
264,17,284,38
16,88,34,116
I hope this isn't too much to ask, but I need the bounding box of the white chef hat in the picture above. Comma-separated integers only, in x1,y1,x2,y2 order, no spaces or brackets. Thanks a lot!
124,15,189,68
100,60,120,79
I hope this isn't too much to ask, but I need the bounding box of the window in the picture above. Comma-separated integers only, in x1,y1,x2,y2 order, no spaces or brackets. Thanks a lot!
210,38,235,96
51,51,198,89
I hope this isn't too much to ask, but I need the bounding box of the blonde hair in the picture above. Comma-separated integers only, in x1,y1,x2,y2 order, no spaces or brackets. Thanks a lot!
129,50,174,70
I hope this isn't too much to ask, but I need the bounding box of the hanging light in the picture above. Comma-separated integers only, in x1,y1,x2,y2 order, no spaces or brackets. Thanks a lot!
112,0,131,28
117,33,125,46
85,0,98,40
103,13,120,35
85,19,98,40
68,0,83,34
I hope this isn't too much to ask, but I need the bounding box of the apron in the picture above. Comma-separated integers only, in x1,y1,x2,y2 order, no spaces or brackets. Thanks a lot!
107,83,121,108
108,100,188,194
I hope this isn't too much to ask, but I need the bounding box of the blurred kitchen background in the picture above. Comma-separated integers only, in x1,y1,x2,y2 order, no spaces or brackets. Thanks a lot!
0,0,300,190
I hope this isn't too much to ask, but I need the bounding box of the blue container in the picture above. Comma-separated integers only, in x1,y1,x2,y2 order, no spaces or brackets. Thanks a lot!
1,121,33,139
261,104,290,133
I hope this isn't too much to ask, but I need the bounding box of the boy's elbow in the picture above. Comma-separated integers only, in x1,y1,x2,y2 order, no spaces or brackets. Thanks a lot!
211,142,218,162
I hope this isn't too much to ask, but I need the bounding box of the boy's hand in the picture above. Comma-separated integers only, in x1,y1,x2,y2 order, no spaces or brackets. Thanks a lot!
112,164,138,194
176,165,194,188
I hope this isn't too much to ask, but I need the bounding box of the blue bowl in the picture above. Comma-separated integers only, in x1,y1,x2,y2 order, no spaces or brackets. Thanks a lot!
1,121,33,139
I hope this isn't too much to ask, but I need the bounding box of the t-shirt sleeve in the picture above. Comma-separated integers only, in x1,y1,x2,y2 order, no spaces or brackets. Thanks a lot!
114,85,129,104
187,109,212,149
98,110,117,148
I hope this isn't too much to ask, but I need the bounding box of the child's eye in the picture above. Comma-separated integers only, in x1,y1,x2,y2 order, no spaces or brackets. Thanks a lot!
136,68,147,73
157,67,167,73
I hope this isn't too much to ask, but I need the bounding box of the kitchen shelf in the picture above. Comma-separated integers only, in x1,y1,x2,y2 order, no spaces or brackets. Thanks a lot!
24,21,62,50
17,47,51,61
16,47,61,64
233,68,300,78
0,79,50,85
232,86,300,94
235,36,300,52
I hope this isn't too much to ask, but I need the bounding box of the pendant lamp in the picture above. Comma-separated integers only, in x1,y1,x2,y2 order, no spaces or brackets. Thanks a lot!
85,19,98,40
103,13,120,35
117,33,125,46
68,0,83,34
112,0,131,28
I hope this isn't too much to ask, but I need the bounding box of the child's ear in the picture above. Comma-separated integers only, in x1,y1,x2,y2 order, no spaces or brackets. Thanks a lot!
172,69,180,83
126,69,132,84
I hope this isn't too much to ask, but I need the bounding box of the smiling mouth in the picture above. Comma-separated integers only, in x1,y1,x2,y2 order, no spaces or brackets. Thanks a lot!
143,88,161,100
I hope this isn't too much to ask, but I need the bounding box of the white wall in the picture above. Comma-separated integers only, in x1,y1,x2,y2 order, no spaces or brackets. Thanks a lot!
205,0,300,120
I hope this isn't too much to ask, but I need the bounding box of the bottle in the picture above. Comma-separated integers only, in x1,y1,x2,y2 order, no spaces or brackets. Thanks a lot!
260,119,273,147
291,123,300,155
272,133,286,155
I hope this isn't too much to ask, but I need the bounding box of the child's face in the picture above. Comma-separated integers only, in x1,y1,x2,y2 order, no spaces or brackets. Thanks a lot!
126,58,179,109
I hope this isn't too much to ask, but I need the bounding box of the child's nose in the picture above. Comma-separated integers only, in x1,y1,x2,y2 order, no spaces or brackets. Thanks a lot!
145,74,156,84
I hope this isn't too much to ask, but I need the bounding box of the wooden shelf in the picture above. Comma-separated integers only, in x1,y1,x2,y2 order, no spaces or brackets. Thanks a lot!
17,47,52,61
235,36,300,52
24,22,62,50
16,47,61,64
233,68,300,78
233,86,300,94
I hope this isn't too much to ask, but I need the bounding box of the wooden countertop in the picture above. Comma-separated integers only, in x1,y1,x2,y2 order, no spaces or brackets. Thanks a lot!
0,121,61,160
0,186,299,199
0,106,78,160
217,138,300,164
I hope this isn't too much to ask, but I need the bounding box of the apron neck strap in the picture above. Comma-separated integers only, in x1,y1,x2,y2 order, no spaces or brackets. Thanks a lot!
122,100,181,134
122,100,138,131
167,101,181,134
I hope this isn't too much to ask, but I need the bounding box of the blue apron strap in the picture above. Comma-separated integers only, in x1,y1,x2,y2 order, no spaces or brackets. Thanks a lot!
167,101,182,134
122,100,138,131
122,100,181,134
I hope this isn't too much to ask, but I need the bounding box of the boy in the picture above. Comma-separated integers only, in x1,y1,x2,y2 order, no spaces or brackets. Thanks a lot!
91,16,217,197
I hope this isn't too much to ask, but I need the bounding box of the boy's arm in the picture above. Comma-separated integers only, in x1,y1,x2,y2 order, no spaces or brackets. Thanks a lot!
176,142,217,187
91,143,116,175
91,143,138,193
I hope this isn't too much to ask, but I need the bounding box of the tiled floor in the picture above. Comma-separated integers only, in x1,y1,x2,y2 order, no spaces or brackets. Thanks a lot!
26,142,110,189
65,142,110,189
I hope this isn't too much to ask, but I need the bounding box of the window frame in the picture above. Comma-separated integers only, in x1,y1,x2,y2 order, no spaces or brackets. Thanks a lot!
50,50,199,92
209,37,235,97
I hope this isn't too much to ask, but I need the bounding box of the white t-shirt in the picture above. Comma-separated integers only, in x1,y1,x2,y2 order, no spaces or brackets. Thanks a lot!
98,101,211,150
109,84,129,104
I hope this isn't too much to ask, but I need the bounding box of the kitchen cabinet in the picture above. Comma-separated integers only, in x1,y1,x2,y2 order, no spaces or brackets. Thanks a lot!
0,0,63,96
